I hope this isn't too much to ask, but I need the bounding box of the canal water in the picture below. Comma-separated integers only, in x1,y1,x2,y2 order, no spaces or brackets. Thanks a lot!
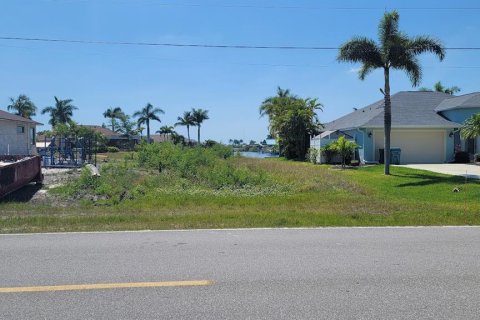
238,152,279,158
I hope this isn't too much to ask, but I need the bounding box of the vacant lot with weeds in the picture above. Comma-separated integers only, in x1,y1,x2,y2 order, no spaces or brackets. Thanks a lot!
1,143,480,233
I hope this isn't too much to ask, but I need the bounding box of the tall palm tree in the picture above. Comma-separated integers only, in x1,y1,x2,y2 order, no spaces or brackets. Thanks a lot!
175,111,195,143
133,103,164,143
7,94,37,119
338,10,445,175
191,108,209,144
41,96,78,127
103,107,125,132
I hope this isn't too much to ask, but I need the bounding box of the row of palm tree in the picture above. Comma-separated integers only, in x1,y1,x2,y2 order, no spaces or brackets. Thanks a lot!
101,104,209,144
6,94,210,145
419,81,461,95
175,108,209,143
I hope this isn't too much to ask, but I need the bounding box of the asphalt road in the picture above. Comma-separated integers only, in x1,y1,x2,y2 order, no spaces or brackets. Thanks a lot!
1,227,479,319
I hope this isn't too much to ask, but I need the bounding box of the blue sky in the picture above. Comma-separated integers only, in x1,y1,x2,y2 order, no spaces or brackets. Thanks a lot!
1,0,479,142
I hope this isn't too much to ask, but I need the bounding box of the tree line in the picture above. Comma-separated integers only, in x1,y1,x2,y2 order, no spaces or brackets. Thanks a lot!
6,95,209,145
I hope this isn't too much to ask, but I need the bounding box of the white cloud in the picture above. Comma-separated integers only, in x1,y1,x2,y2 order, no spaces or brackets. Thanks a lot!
349,67,361,73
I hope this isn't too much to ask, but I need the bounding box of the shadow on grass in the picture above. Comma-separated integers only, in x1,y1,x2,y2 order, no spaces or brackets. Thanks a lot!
0,183,43,203
392,173,479,187
391,172,477,187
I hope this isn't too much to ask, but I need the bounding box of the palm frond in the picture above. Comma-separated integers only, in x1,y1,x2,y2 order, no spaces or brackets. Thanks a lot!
408,36,445,61
461,114,480,139
378,10,400,48
337,37,383,66
398,57,422,87
358,62,379,80
149,114,161,122
152,107,165,115
41,106,55,114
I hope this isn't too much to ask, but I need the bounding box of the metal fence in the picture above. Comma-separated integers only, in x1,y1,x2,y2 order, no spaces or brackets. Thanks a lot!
38,135,97,168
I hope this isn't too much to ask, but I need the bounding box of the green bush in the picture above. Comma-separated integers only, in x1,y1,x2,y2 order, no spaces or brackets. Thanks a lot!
107,146,120,153
55,142,279,206
137,142,265,189
320,143,336,164
306,148,319,164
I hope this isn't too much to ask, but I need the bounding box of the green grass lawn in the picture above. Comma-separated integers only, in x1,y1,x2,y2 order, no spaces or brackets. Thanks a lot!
1,155,479,233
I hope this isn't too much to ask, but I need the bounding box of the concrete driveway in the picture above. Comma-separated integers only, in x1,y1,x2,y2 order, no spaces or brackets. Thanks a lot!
399,163,480,179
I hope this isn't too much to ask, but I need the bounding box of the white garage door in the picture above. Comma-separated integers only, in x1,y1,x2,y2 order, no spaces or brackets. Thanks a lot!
373,130,445,163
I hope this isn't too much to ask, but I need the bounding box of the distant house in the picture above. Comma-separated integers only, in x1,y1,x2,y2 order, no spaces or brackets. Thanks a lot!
83,125,140,148
149,134,172,144
311,91,480,164
35,135,53,155
0,110,42,155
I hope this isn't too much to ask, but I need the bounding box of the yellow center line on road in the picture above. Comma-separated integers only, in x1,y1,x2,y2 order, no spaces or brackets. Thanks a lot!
0,280,213,293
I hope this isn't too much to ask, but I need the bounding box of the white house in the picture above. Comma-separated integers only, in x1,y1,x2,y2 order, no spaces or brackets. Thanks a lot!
0,110,42,156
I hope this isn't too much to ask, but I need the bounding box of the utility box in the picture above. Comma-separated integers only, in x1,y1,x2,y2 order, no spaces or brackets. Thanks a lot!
390,148,401,165
379,148,402,165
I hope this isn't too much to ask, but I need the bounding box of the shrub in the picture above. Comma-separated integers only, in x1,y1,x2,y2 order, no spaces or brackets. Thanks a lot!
107,146,120,153
307,147,319,164
203,139,217,147
136,142,263,189
330,136,358,168
474,153,480,162
320,138,357,166
320,143,336,164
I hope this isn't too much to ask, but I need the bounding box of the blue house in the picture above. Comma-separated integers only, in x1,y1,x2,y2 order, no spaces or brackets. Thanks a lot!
311,91,480,164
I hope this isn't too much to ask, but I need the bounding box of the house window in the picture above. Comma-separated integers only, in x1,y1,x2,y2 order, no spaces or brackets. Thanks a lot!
17,125,25,134
30,127,35,145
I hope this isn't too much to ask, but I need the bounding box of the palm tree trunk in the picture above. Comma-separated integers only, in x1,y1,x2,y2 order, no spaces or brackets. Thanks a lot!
187,126,191,145
384,67,391,175
147,120,151,144
111,117,115,132
197,125,201,145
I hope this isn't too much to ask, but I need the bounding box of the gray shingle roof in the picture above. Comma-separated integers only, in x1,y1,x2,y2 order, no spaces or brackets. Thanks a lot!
0,110,42,125
324,91,461,131
434,92,480,112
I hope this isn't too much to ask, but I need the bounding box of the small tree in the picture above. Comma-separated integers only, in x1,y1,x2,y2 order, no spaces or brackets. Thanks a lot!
307,147,319,164
461,114,480,140
330,136,358,168
118,115,139,150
